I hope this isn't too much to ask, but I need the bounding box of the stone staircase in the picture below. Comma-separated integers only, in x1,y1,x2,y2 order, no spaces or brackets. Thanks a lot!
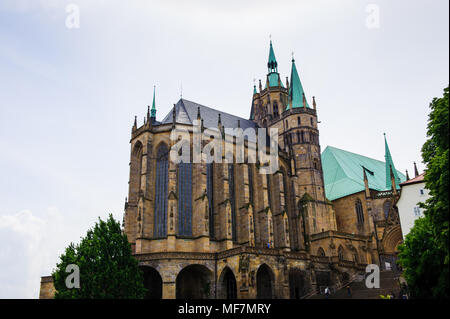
309,271,402,299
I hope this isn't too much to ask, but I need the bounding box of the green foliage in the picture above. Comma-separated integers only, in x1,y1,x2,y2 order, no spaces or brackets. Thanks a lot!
398,86,449,299
52,214,146,298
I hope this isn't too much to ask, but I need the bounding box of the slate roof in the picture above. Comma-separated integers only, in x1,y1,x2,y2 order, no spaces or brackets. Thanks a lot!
161,98,257,130
321,146,406,201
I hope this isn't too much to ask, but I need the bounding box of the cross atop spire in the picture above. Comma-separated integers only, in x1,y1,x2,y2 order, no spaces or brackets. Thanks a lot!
384,133,401,190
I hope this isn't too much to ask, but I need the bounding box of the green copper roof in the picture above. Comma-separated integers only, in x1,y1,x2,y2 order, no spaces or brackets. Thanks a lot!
288,58,310,109
384,134,401,189
267,40,278,73
253,85,257,95
265,72,284,88
151,86,156,118
321,146,406,201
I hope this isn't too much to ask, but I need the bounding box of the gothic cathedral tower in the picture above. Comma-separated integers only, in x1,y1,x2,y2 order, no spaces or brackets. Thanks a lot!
250,41,337,251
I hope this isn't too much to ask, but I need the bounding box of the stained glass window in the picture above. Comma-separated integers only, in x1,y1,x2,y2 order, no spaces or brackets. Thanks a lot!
178,161,192,236
154,144,168,237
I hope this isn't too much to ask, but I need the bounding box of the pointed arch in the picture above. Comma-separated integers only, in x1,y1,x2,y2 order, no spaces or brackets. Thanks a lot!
256,264,275,299
317,247,326,257
355,198,364,225
129,141,144,203
218,267,237,299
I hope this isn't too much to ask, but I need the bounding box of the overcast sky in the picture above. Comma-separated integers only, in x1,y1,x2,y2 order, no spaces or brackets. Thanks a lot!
0,0,448,298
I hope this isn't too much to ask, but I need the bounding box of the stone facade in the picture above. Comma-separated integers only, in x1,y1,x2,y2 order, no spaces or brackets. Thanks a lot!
39,42,404,299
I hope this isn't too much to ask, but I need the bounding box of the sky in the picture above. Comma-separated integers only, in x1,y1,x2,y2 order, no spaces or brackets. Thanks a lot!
0,0,448,298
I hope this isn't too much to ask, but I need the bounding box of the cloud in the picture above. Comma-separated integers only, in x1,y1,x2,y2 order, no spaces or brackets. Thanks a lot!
0,208,74,298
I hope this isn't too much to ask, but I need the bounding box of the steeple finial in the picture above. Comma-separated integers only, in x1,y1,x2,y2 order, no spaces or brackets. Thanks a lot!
151,85,157,119
312,96,316,109
414,162,419,177
406,169,410,180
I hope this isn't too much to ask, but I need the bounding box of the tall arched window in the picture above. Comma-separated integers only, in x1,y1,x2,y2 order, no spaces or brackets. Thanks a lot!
228,164,237,241
248,165,254,204
383,200,391,219
154,144,169,237
313,158,319,170
355,198,364,225
297,116,301,126
296,131,300,144
207,163,214,238
285,120,289,128
273,101,279,118
178,160,192,236
300,131,305,143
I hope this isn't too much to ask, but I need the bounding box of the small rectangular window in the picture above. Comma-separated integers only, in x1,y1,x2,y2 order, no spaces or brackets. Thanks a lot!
420,189,424,195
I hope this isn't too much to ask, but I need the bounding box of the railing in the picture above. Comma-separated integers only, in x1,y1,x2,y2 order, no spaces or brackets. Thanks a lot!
304,272,360,299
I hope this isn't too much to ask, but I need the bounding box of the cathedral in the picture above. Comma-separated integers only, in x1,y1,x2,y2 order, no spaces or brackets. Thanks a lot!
120,40,406,299
38,41,406,299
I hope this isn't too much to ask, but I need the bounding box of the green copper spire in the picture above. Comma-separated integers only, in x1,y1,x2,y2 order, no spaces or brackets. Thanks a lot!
267,40,278,73
384,133,400,189
253,84,257,95
151,86,156,118
288,57,309,109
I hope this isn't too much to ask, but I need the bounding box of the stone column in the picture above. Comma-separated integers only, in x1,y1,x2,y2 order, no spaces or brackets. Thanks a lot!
193,162,210,251
167,159,178,251
162,282,176,299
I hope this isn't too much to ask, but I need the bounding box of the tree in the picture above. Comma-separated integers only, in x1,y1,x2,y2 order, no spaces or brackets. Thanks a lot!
398,86,449,299
52,214,146,298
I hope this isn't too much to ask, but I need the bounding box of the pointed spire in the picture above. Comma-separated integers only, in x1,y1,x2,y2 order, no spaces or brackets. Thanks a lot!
151,86,157,119
197,106,201,120
384,133,400,190
253,84,257,95
405,169,410,180
312,96,316,109
267,40,278,73
288,55,309,110
414,162,419,177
